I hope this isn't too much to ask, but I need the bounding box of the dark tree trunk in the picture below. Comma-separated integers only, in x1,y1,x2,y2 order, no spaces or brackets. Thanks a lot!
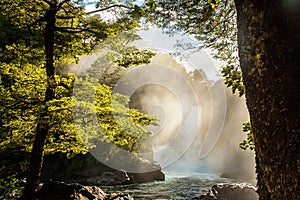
234,0,300,199
21,5,57,200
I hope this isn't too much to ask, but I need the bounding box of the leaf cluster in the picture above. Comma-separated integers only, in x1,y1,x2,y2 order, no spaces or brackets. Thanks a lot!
239,121,255,150
87,31,156,87
73,77,158,153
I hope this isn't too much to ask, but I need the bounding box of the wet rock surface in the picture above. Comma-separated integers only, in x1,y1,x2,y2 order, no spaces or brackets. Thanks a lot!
37,181,134,200
193,183,258,200
42,153,164,186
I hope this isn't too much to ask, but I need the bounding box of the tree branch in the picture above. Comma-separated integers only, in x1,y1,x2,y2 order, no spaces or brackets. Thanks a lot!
55,26,84,33
56,15,76,19
55,26,100,35
202,11,235,34
57,0,70,10
56,82,70,90
86,4,133,15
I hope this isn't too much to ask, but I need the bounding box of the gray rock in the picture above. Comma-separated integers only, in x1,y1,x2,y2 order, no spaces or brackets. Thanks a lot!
42,153,164,186
193,183,259,200
37,181,134,200
84,170,130,186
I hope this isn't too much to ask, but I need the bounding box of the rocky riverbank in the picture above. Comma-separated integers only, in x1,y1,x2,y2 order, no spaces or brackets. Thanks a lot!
42,152,165,186
37,180,134,200
37,180,259,200
193,183,259,200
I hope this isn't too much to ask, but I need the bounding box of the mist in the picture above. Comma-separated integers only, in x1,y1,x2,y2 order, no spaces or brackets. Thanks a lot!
115,54,256,183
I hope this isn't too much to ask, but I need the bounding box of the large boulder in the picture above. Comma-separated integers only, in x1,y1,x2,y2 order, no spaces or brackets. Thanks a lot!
128,170,165,184
80,170,131,186
193,183,259,200
37,181,134,200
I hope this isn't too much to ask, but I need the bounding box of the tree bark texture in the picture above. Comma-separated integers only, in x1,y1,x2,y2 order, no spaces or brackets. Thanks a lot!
21,5,57,200
234,0,300,199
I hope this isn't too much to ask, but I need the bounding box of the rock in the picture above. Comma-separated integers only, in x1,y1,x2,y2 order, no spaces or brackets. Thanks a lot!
82,170,131,186
125,157,165,184
128,170,165,184
193,183,259,200
42,153,164,186
37,180,134,200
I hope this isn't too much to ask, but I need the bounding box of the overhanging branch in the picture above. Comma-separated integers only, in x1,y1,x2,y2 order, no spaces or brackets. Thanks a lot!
56,15,76,19
86,4,133,15
55,26,100,35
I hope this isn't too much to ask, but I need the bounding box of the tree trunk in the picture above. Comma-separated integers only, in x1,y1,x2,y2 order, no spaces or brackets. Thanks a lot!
21,5,57,200
234,0,300,199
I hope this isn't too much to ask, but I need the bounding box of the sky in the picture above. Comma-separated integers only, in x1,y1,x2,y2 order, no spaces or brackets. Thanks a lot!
83,1,225,81
136,28,224,81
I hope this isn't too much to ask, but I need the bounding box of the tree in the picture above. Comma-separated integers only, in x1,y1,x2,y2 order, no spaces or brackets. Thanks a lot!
234,1,299,199
144,0,299,199
0,0,155,199
87,31,156,87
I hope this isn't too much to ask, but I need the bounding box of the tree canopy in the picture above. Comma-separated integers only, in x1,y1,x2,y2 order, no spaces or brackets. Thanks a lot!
0,0,158,198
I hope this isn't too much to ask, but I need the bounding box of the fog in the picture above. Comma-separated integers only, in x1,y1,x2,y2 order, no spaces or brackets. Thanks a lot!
71,51,256,183
114,54,256,183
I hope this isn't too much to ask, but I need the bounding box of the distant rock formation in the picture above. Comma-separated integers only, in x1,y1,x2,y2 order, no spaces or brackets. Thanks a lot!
37,180,134,200
193,183,258,200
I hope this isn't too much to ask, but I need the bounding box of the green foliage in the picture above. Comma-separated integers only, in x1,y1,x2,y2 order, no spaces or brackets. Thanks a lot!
209,0,220,9
0,63,45,151
0,177,25,199
114,49,156,68
73,78,158,153
0,62,86,155
0,0,159,197
0,0,157,152
239,121,255,150
0,149,28,199
87,31,156,87
0,2,159,194
221,64,245,96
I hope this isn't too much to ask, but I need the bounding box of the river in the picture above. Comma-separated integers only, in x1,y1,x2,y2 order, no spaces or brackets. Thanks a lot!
101,172,247,199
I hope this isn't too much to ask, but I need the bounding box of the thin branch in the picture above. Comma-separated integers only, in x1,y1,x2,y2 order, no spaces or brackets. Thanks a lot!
4,97,43,109
86,4,133,15
48,107,71,113
55,26,84,33
56,15,76,19
55,26,100,35
58,0,70,10
57,82,70,90
202,11,235,34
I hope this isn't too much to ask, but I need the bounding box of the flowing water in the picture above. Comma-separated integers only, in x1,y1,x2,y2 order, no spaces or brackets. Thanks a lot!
102,172,242,199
